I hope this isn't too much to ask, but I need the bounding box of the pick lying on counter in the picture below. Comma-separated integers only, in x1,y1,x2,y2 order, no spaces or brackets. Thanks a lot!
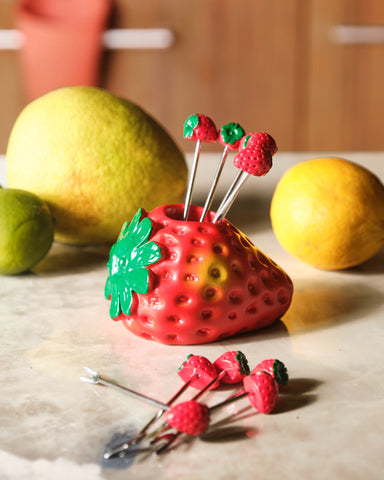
104,116,293,345
80,352,289,456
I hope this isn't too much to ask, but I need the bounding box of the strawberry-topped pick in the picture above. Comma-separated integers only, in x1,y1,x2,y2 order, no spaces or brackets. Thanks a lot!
184,114,218,143
178,354,221,390
165,400,210,436
213,351,250,384
213,132,277,223
239,131,278,155
199,122,245,222
183,114,218,221
243,370,279,414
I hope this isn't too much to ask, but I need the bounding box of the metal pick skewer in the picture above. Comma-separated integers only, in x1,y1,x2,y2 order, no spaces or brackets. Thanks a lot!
212,171,249,223
199,145,229,222
212,169,243,221
81,367,169,411
103,377,195,459
183,139,201,221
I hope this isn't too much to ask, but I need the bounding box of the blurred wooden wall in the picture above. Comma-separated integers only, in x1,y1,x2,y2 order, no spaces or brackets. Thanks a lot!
0,0,383,154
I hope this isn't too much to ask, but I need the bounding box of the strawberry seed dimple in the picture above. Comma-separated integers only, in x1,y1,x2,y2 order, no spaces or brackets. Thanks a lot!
140,316,153,326
277,288,289,305
184,273,198,282
196,328,211,337
201,309,213,319
248,254,258,269
228,312,237,320
191,238,204,246
246,302,258,314
204,287,217,299
172,226,187,235
261,270,270,287
140,332,154,340
167,314,182,324
229,291,242,304
162,270,172,279
209,266,221,278
165,333,180,342
231,262,243,275
213,243,224,254
176,294,190,304
231,241,242,252
248,283,258,295
187,254,202,263
262,292,273,305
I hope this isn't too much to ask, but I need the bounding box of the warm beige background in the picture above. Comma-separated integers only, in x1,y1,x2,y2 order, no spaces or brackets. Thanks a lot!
0,0,383,154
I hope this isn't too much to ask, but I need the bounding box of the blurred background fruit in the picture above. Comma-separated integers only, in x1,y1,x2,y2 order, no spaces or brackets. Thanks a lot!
270,157,384,270
6,86,187,244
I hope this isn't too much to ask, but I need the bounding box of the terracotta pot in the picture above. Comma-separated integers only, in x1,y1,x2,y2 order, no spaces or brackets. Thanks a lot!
15,0,111,100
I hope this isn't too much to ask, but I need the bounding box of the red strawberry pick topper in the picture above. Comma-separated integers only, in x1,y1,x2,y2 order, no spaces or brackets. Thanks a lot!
239,131,278,155
183,114,218,143
165,400,210,436
105,116,293,345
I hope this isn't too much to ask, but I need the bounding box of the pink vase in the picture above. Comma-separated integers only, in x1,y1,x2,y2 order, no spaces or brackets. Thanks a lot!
15,0,111,100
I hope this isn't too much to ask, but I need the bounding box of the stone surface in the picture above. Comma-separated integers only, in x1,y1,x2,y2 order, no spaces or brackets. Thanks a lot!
0,153,383,480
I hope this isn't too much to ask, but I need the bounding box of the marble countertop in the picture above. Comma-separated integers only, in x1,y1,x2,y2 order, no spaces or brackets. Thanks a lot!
1,152,383,480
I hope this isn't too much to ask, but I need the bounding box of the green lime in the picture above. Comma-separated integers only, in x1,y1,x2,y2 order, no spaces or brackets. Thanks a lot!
0,188,54,274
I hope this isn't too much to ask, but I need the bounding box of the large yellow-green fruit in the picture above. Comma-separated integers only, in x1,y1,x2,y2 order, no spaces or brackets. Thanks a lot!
6,87,187,244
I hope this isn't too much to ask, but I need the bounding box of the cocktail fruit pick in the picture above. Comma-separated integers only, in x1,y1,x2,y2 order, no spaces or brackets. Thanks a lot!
213,350,250,384
82,356,288,457
183,114,218,221
177,354,221,389
213,133,276,223
105,117,293,345
81,351,288,459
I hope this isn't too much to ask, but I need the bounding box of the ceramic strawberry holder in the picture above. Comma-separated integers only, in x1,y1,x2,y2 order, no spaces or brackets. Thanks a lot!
104,116,294,345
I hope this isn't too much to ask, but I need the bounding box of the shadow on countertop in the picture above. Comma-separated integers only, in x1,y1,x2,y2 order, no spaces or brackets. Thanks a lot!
32,242,110,276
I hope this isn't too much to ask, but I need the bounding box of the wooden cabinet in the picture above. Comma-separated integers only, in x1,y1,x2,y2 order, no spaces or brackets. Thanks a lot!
0,0,383,153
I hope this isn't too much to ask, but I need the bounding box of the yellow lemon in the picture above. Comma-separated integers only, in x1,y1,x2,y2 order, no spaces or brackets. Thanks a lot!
0,188,54,275
6,87,187,244
270,157,384,270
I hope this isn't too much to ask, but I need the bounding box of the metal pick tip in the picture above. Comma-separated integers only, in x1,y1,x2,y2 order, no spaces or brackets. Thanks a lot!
80,376,96,384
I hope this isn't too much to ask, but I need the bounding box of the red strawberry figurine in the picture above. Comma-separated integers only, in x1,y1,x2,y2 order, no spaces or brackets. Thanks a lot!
178,354,220,390
165,400,210,436
184,114,218,143
213,351,250,384
233,147,272,177
243,371,279,414
105,204,293,345
240,132,278,155
253,359,289,386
